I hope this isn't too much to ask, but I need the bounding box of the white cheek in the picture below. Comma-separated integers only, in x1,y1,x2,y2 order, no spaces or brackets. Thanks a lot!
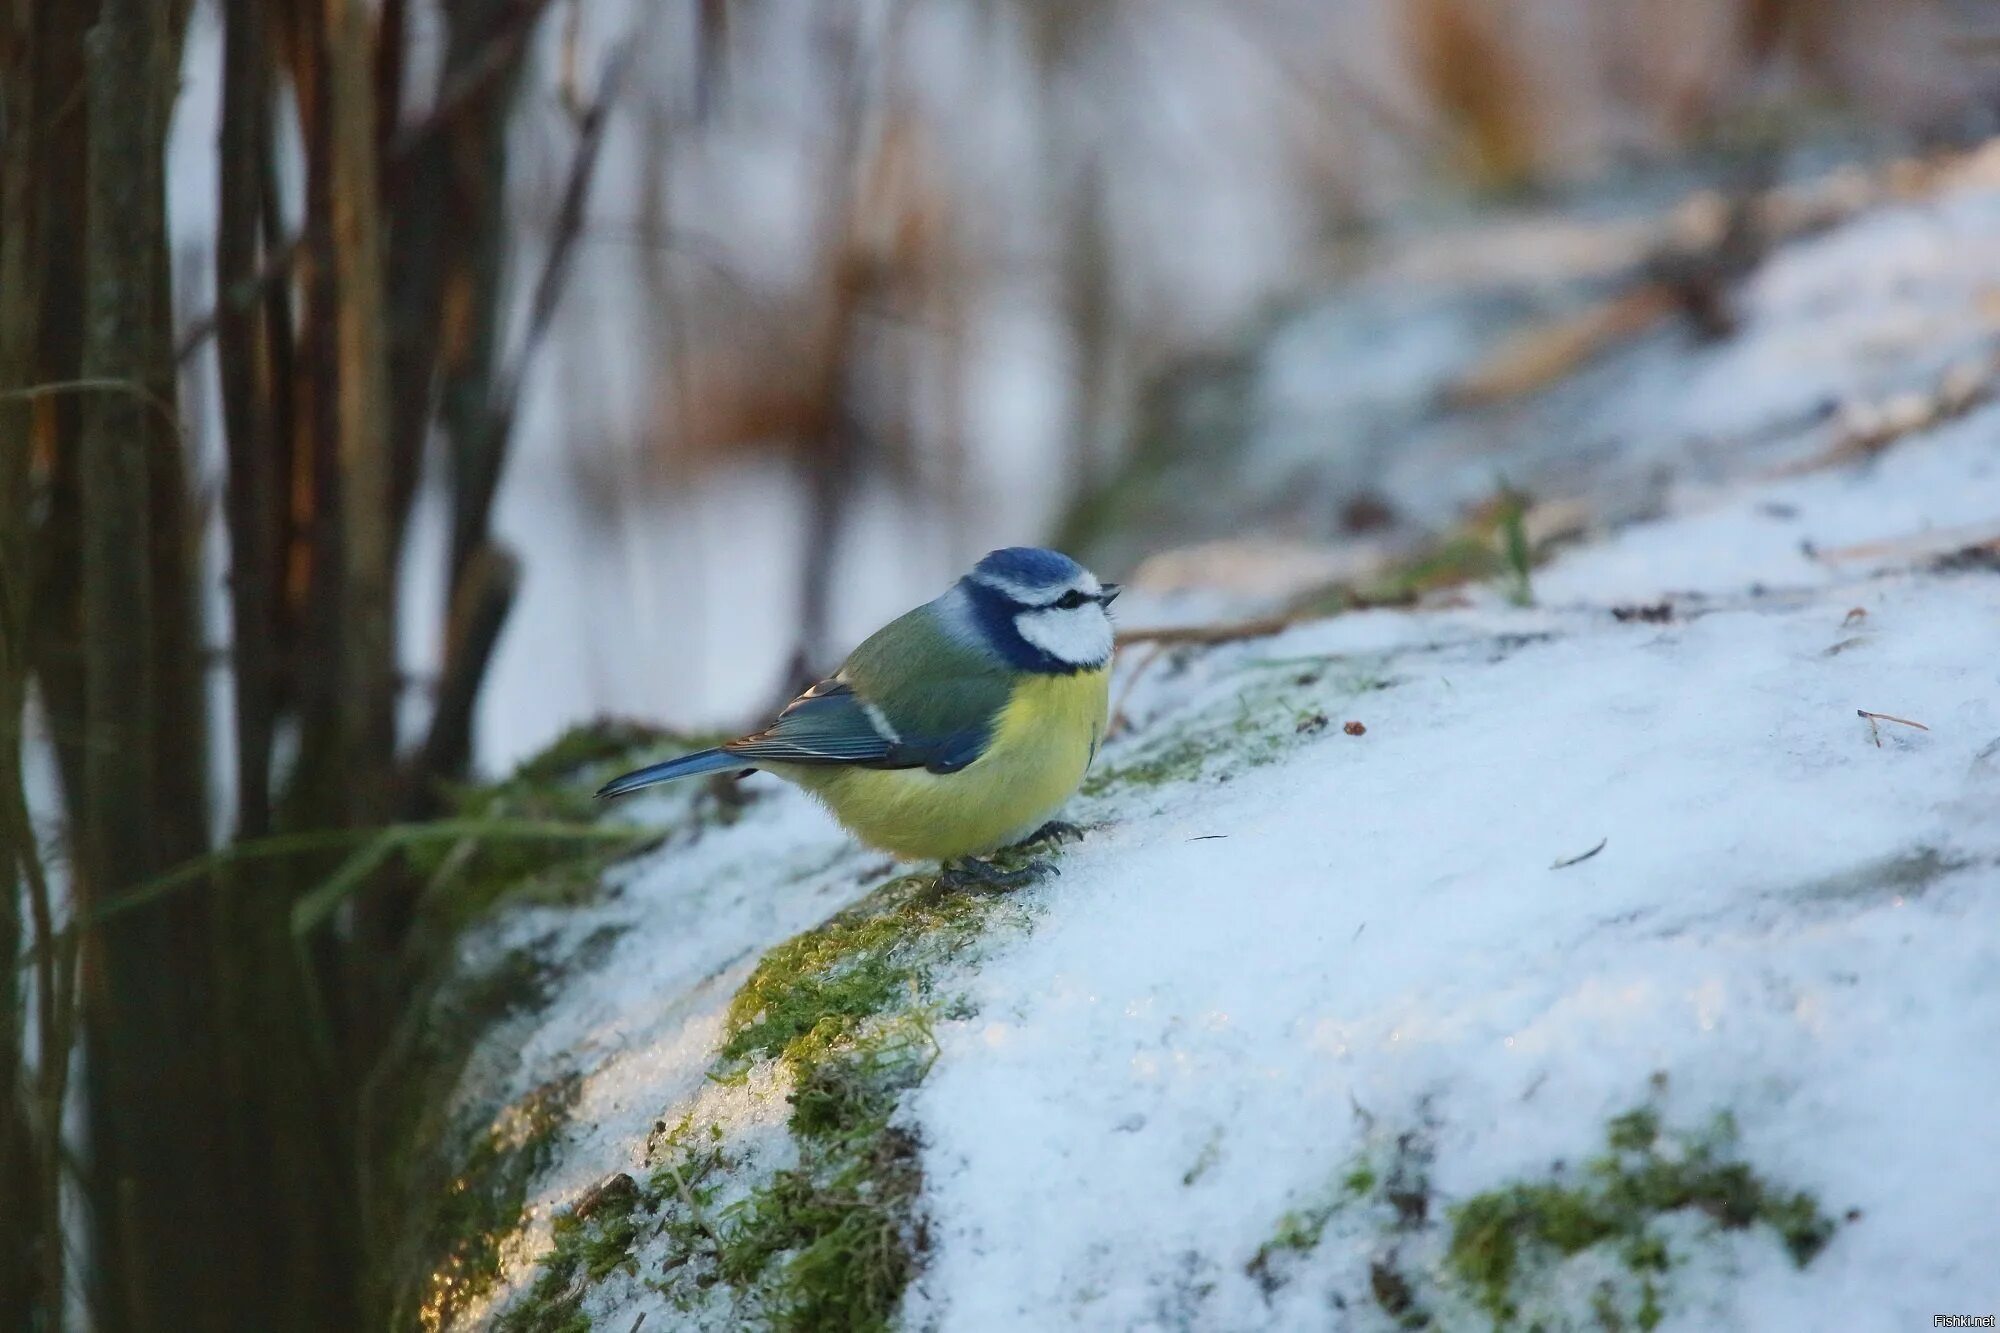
1014,606,1113,666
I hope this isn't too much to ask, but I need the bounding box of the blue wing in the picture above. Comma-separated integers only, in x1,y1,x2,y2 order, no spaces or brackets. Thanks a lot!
597,594,1018,800
595,675,994,800
723,677,989,773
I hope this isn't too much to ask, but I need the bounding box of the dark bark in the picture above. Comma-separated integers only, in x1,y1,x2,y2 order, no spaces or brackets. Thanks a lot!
1,2,47,1321
76,0,233,1327
217,0,277,839
26,0,94,826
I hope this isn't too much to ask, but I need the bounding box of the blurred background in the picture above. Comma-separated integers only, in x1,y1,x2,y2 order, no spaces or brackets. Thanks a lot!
4,0,1997,1328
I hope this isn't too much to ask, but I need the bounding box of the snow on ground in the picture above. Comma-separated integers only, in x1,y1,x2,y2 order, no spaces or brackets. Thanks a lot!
456,426,2000,1329
431,166,2000,1331
916,567,2000,1331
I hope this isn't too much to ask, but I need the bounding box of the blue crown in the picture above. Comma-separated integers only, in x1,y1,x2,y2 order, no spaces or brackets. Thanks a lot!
972,547,1083,589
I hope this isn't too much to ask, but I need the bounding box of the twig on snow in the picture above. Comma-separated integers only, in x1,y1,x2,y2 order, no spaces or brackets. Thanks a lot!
1550,837,1608,870
1857,709,1929,747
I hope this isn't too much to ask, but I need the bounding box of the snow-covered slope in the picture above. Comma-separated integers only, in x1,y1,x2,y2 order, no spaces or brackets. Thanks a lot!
396,157,2000,1333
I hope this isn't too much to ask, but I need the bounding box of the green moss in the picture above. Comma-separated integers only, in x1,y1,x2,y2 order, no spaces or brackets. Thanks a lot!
1604,1107,1660,1153
695,874,990,1327
715,1113,925,1333
370,943,556,1325
1247,1134,1435,1322
508,718,688,788
718,875,992,1072
1284,484,1554,619
1245,1102,1834,1331
409,718,737,935
493,1173,646,1333
1445,1106,1839,1329
1085,653,1402,802
1245,1150,1383,1293
630,1018,941,1332
504,868,1009,1331
412,1074,582,1332
1083,682,1296,798
1082,726,1234,796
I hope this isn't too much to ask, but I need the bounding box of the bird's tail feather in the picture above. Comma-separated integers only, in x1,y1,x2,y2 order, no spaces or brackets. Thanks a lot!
595,748,746,799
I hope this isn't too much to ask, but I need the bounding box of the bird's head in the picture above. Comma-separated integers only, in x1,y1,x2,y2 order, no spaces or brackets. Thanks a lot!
957,547,1120,673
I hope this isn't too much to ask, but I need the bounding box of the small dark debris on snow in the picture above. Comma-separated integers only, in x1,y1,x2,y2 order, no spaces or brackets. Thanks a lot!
1551,837,1609,870
1931,542,2000,574
1342,492,1399,533
1387,1186,1428,1228
1822,636,1866,657
1842,606,1868,626
1188,834,1228,842
1369,1260,1424,1323
573,1171,638,1220
1343,720,1367,736
1611,601,1674,623
1296,712,1330,735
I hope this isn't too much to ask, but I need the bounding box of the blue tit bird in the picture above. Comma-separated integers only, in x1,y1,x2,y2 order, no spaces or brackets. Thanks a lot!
597,547,1121,888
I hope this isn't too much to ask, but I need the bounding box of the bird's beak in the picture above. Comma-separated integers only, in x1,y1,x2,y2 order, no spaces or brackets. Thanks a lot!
1098,583,1122,605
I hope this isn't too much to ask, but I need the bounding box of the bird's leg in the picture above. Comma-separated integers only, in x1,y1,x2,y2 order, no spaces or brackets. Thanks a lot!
1009,820,1085,852
935,856,1053,894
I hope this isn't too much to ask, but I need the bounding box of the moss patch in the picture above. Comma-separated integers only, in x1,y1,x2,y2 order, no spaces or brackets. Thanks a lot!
500,871,1017,1331
1247,1126,1434,1319
717,875,993,1074
412,1074,582,1333
1085,658,1392,799
1446,1105,1838,1329
1246,1100,1836,1332
410,718,723,935
710,1029,932,1332
375,719,719,1330
492,1172,646,1333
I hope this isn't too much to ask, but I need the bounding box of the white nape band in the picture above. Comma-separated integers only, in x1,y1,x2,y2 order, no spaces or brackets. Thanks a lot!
969,569,1102,606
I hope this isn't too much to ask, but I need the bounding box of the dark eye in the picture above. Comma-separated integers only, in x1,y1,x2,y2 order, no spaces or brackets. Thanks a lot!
1054,590,1088,610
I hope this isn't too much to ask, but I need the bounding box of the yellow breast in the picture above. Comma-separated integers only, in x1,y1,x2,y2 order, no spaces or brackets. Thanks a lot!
774,667,1110,861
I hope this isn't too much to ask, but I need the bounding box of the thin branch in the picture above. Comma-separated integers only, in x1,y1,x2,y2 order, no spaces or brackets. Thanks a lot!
491,41,636,436
1116,612,1311,648
0,377,181,438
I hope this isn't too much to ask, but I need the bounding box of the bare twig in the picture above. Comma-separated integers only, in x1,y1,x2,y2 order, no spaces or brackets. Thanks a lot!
1806,523,2000,567
173,231,307,363
1116,613,1311,649
663,1157,726,1252
1104,642,1164,740
1857,709,1929,747
409,543,520,805
1550,837,1608,870
0,377,182,438
175,0,569,366
490,42,636,438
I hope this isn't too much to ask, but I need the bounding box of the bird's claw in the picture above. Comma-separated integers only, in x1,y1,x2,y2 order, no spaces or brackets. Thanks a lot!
1015,820,1085,851
935,857,1055,894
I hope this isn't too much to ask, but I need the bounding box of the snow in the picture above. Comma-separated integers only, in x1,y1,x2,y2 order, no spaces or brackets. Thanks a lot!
437,164,2000,1331
916,564,2000,1330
